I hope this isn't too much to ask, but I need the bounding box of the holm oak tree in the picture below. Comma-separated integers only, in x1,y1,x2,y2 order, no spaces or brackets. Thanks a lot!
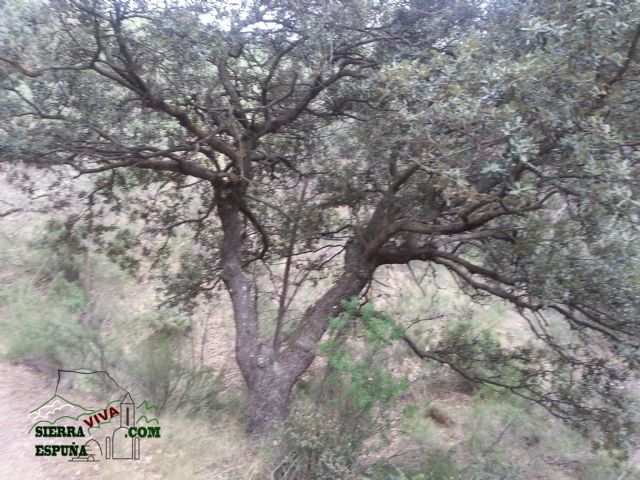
1,0,639,435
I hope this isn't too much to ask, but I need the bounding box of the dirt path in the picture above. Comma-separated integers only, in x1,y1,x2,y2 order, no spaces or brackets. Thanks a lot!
0,361,164,480
0,361,95,479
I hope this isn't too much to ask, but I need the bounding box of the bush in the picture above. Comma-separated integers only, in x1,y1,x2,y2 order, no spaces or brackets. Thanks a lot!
0,277,92,369
123,311,225,415
278,300,409,479
0,225,226,419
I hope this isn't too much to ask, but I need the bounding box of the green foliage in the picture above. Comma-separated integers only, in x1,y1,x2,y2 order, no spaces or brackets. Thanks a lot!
366,386,634,480
0,226,225,419
439,318,502,381
281,300,408,479
123,311,225,415
366,455,460,480
0,0,638,472
318,299,408,410
319,299,409,409
0,278,90,366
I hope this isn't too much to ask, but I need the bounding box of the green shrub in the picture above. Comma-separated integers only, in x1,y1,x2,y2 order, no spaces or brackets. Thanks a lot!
0,225,226,419
0,278,92,367
279,300,408,479
123,311,225,415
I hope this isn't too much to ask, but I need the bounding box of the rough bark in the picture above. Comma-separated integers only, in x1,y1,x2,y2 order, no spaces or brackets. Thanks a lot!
215,183,260,389
216,186,375,434
246,241,374,434
246,357,296,435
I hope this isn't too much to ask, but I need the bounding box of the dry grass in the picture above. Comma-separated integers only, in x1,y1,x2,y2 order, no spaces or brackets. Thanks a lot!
98,414,273,480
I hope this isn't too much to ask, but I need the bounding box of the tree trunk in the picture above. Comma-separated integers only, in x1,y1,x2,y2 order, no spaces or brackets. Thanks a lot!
244,244,373,434
216,180,375,435
246,364,295,435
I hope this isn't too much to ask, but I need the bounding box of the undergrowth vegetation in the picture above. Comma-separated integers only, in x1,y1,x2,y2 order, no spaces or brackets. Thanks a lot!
0,220,638,479
279,302,409,478
0,219,225,418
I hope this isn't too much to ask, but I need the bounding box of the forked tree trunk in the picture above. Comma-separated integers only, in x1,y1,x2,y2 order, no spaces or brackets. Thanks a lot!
243,248,374,434
216,180,375,435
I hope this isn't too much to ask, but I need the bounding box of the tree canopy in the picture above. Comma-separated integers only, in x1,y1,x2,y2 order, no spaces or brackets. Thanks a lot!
1,0,639,435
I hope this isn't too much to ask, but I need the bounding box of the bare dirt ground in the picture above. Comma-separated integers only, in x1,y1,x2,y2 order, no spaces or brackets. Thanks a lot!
0,360,93,479
0,360,168,480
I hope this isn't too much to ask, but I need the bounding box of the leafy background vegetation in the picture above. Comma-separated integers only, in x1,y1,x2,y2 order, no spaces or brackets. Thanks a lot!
0,207,637,479
0,0,639,477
